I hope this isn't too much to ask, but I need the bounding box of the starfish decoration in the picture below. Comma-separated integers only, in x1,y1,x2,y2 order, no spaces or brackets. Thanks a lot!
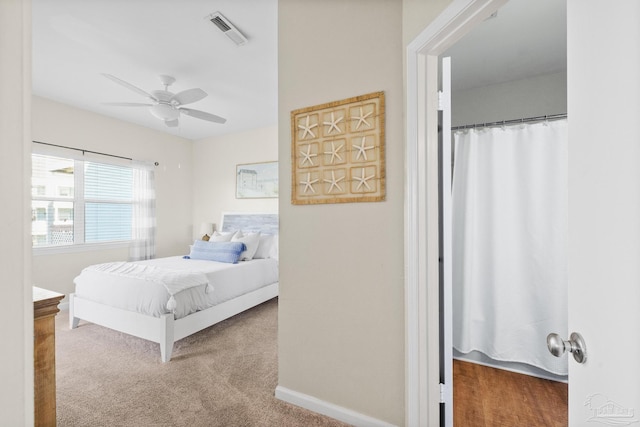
300,172,318,194
353,168,375,191
352,136,374,161
323,111,344,134
352,107,373,130
323,170,344,193
323,141,344,164
300,145,317,166
298,115,318,139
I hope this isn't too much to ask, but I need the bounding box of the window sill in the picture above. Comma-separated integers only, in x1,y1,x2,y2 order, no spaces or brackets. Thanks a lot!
33,241,130,256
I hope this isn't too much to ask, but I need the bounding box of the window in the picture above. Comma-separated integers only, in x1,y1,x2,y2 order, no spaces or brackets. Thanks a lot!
32,185,46,196
31,153,134,248
58,186,73,197
84,161,133,243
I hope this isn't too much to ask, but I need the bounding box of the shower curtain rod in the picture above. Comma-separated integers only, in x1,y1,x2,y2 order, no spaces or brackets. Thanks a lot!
451,113,567,131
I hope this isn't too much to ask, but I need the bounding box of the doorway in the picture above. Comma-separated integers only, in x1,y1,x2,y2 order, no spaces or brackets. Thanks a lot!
442,1,569,423
405,0,568,425
408,2,640,426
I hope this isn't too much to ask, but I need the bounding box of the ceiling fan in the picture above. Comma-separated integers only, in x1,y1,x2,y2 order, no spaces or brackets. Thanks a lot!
102,74,227,127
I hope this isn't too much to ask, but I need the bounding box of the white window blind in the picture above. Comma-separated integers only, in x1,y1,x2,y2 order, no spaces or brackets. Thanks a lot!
84,161,133,243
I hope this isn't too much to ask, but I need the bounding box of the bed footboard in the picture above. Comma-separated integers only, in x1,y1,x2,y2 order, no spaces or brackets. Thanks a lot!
159,313,174,362
69,293,80,329
69,293,176,362
68,282,278,363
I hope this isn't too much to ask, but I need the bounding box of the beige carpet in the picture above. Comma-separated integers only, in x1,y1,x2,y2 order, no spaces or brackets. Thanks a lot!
55,298,349,427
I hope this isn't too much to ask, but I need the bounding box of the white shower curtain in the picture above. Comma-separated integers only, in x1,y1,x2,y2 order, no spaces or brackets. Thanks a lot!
452,119,568,375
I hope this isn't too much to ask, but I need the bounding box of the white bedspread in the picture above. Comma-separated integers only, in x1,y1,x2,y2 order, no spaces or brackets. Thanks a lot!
83,262,211,312
74,256,279,319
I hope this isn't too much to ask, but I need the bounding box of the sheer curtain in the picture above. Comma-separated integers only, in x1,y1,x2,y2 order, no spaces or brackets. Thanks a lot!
129,161,156,261
452,120,568,375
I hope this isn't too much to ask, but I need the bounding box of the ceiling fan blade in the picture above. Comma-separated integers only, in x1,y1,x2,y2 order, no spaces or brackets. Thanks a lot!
102,73,157,101
171,88,207,106
180,107,227,124
102,102,153,107
164,119,179,127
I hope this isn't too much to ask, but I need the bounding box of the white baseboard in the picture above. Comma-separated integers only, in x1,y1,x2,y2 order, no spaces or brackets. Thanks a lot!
275,385,397,427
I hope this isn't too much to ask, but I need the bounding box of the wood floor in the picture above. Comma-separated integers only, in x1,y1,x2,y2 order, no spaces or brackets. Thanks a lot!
453,360,568,427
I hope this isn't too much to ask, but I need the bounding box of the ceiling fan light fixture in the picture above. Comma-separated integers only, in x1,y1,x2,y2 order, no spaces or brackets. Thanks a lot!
150,103,179,121
102,74,226,126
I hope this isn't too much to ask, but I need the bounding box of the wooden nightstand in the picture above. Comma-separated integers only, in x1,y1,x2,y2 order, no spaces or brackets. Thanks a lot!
33,286,64,427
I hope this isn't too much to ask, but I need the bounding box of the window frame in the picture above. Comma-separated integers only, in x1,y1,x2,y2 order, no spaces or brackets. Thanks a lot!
31,144,136,254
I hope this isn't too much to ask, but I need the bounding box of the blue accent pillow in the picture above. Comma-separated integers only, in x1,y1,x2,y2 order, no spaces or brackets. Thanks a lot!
186,240,247,264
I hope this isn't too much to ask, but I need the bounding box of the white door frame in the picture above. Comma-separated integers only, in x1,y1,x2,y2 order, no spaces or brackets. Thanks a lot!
404,0,507,425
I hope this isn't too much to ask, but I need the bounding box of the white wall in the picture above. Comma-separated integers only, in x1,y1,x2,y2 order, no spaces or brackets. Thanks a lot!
31,96,194,297
0,0,33,424
278,1,404,425
403,0,453,46
192,125,278,236
451,71,567,127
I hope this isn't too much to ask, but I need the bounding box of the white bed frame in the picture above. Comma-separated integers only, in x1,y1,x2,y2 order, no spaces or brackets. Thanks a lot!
69,212,279,362
69,283,278,362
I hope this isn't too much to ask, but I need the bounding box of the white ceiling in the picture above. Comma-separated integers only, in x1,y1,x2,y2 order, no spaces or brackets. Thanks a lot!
32,0,278,141
32,0,565,142
445,0,566,91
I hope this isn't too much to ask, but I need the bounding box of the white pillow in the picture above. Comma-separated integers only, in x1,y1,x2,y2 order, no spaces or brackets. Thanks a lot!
269,236,279,259
210,231,235,242
253,234,274,259
231,232,261,261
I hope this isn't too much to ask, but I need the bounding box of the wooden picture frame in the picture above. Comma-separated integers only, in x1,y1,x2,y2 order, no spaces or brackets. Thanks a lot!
290,91,385,205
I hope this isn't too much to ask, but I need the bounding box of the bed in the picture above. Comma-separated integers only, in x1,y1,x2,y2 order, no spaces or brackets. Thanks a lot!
68,212,279,362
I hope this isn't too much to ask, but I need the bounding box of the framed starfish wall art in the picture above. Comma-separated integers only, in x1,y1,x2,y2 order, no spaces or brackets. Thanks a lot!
290,91,385,205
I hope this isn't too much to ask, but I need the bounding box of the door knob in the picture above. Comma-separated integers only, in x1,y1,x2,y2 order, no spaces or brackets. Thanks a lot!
547,332,587,364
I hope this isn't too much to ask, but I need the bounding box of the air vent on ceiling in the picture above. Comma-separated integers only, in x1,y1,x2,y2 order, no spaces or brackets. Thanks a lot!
207,12,248,46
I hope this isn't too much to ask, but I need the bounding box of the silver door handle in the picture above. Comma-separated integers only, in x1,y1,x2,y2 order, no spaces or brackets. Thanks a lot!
547,332,587,364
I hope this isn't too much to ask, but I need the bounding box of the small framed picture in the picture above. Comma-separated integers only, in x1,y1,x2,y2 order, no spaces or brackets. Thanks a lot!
236,161,279,199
